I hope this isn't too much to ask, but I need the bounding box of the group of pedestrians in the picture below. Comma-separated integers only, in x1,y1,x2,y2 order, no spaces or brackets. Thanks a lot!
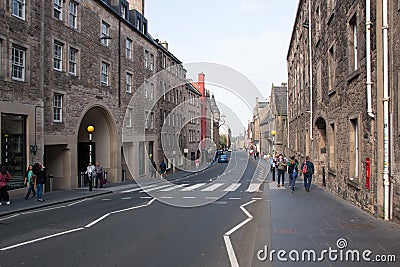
269,154,314,192
85,162,107,188
25,163,46,202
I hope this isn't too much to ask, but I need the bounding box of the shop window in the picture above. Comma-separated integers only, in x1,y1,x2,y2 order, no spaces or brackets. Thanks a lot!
1,113,26,189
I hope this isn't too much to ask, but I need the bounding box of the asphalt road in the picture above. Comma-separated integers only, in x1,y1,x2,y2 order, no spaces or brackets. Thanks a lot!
0,151,271,267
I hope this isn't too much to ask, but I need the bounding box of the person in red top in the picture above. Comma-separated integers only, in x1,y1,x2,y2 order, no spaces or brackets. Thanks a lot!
0,165,12,205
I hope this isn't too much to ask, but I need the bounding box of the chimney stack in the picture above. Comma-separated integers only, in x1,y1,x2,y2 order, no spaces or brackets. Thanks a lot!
160,41,168,50
127,0,145,15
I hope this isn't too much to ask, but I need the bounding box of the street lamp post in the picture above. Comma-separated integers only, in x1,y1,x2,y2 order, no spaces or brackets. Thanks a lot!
87,125,95,191
271,130,276,182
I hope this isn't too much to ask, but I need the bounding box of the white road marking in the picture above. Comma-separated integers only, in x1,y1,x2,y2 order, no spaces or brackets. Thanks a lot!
252,197,263,200
0,228,85,251
21,205,67,215
180,183,206,191
140,184,172,193
245,183,261,192
0,214,20,221
110,198,155,214
85,213,111,228
140,196,152,199
223,183,241,192
67,199,87,207
228,198,241,200
120,184,160,193
224,200,257,267
182,197,196,199
201,183,224,191
101,198,111,201
160,196,173,199
121,197,132,200
160,184,189,192
205,197,218,200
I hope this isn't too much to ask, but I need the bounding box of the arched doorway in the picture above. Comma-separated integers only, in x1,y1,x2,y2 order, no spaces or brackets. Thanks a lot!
315,117,327,186
77,106,118,186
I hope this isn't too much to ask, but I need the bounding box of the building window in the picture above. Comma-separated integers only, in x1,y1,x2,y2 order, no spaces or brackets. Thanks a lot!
163,55,166,68
126,108,132,128
349,118,359,180
328,123,336,170
136,17,141,31
144,111,149,129
126,72,132,93
315,5,321,41
12,0,25,20
144,80,148,98
150,83,154,99
101,62,109,86
101,21,110,46
150,54,154,71
69,47,78,76
53,94,63,122
53,41,63,71
144,50,149,68
11,45,25,81
69,1,77,29
150,112,154,130
126,38,132,59
349,15,358,71
328,44,335,91
54,0,63,20
121,4,127,19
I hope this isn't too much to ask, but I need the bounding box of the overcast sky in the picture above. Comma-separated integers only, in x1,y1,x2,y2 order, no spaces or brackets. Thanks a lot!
146,0,299,135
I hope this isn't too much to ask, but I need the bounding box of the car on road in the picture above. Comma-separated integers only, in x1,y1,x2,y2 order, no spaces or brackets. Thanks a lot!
218,154,228,163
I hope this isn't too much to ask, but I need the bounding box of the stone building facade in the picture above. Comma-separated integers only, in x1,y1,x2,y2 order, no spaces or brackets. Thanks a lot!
259,83,288,157
0,0,207,191
288,0,400,223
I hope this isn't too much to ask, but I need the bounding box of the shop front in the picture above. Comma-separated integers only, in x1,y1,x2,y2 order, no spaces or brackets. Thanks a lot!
1,113,27,190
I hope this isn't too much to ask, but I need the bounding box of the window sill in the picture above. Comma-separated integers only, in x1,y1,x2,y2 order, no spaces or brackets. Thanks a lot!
326,11,334,25
328,89,336,97
347,178,361,190
347,69,361,83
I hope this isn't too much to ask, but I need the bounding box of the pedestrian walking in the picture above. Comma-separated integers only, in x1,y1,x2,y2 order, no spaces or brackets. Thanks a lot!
276,154,287,187
25,164,36,200
300,156,314,192
151,161,157,178
287,156,299,192
34,163,45,202
269,155,276,182
85,162,96,189
159,160,167,178
95,162,104,188
0,165,11,205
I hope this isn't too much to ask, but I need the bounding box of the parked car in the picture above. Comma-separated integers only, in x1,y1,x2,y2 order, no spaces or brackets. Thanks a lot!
218,155,228,163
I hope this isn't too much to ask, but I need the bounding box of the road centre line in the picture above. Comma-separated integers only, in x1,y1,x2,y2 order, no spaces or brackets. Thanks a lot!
223,199,257,267
0,228,85,251
85,213,111,228
228,198,241,200
121,197,132,200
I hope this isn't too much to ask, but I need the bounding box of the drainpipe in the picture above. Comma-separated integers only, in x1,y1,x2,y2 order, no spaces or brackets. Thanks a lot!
308,0,314,158
366,0,375,118
382,0,391,221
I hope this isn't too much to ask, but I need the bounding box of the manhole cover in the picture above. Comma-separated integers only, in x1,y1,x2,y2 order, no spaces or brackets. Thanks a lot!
274,228,296,234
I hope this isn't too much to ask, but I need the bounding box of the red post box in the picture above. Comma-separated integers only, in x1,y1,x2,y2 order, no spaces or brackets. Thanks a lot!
366,158,370,190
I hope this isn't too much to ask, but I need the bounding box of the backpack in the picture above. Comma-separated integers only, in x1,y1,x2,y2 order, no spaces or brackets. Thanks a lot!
302,162,308,174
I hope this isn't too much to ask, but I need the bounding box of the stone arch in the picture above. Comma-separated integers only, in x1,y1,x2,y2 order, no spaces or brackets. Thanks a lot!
76,105,118,185
314,116,328,186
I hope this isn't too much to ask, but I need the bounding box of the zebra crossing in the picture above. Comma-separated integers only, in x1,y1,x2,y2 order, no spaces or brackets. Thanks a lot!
121,181,247,194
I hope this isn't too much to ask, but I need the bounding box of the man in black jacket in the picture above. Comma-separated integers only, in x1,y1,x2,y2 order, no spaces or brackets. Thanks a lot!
34,163,46,202
300,156,314,192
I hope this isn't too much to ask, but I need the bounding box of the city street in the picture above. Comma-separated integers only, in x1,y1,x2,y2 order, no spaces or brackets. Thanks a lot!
0,151,399,267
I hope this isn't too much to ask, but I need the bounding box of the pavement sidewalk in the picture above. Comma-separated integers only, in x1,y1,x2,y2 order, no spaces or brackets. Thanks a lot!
264,169,400,266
